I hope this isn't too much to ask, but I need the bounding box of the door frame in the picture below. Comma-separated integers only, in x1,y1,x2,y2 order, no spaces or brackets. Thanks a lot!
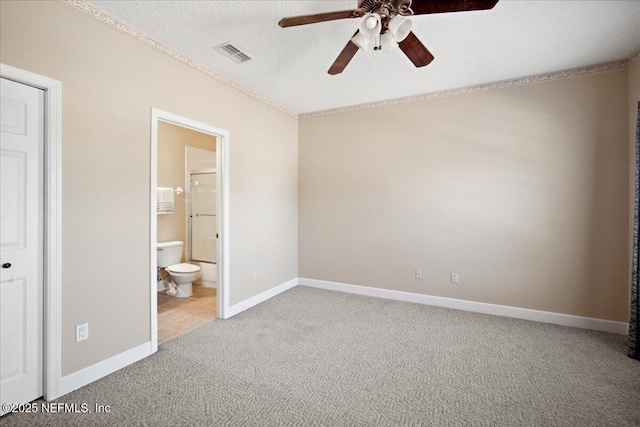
150,108,230,353
0,64,63,400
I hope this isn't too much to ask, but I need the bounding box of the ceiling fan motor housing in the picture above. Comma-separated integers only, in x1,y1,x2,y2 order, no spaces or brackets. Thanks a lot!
359,0,414,33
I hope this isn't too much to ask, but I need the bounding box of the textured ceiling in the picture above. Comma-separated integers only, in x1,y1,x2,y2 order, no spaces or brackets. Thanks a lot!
89,0,640,115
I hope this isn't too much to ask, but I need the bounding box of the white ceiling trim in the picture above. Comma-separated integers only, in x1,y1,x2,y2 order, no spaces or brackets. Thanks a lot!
299,55,637,119
65,0,639,122
62,0,298,118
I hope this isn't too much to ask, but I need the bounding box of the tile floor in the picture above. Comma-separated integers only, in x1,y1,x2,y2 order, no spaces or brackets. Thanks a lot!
157,284,216,344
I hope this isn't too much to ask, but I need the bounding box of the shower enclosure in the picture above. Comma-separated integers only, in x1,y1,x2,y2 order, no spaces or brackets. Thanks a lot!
189,170,217,265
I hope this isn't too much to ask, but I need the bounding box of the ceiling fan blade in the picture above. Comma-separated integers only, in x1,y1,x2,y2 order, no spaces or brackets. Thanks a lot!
279,9,364,28
410,0,498,15
398,32,434,68
328,37,360,75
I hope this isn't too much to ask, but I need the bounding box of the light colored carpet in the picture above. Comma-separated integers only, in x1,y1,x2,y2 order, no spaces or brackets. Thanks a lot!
2,286,639,426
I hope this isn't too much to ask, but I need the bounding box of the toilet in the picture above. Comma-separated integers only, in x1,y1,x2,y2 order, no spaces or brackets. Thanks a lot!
157,241,202,298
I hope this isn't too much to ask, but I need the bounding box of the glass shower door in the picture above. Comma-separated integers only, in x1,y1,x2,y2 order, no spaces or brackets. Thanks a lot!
189,172,216,263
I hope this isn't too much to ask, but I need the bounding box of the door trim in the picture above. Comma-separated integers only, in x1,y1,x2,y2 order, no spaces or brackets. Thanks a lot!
150,108,230,354
0,64,62,400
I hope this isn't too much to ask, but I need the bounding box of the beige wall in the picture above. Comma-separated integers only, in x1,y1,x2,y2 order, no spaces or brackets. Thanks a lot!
0,1,298,375
300,70,630,322
157,122,216,258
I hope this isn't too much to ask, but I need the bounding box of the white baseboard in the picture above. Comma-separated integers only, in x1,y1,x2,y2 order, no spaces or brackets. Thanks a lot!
59,341,152,397
197,280,217,288
299,278,629,335
225,277,298,318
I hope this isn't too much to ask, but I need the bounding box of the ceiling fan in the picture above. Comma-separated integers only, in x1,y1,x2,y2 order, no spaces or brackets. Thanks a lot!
278,0,499,75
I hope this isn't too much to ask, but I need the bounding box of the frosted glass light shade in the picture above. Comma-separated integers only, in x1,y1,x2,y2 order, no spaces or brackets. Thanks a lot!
358,13,382,39
389,15,412,42
351,33,373,52
379,32,398,52
365,16,378,29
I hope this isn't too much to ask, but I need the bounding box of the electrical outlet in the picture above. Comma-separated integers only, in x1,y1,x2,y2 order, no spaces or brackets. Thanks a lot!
252,271,257,281
415,268,423,279
76,323,89,342
451,273,459,284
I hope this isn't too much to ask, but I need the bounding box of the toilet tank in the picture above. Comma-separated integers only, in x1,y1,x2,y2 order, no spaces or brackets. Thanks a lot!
157,241,183,268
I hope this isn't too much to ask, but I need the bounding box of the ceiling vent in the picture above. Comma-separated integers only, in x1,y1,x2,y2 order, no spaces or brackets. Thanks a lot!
215,43,252,64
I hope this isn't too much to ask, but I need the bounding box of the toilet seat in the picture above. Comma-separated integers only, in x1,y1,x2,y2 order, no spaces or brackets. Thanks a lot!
167,263,201,274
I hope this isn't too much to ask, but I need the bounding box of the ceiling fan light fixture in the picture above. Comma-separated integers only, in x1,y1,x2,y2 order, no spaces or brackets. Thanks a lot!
351,33,373,52
379,32,399,52
358,13,382,39
365,15,378,29
388,15,412,42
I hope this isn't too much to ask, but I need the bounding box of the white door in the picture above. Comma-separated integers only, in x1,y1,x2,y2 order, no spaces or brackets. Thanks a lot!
0,78,44,415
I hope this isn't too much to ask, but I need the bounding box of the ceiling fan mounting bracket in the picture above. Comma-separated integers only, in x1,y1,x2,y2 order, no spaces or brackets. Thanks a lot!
358,0,414,16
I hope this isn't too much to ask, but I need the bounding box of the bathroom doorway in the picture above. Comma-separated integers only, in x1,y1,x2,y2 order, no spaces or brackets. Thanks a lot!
150,109,229,353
